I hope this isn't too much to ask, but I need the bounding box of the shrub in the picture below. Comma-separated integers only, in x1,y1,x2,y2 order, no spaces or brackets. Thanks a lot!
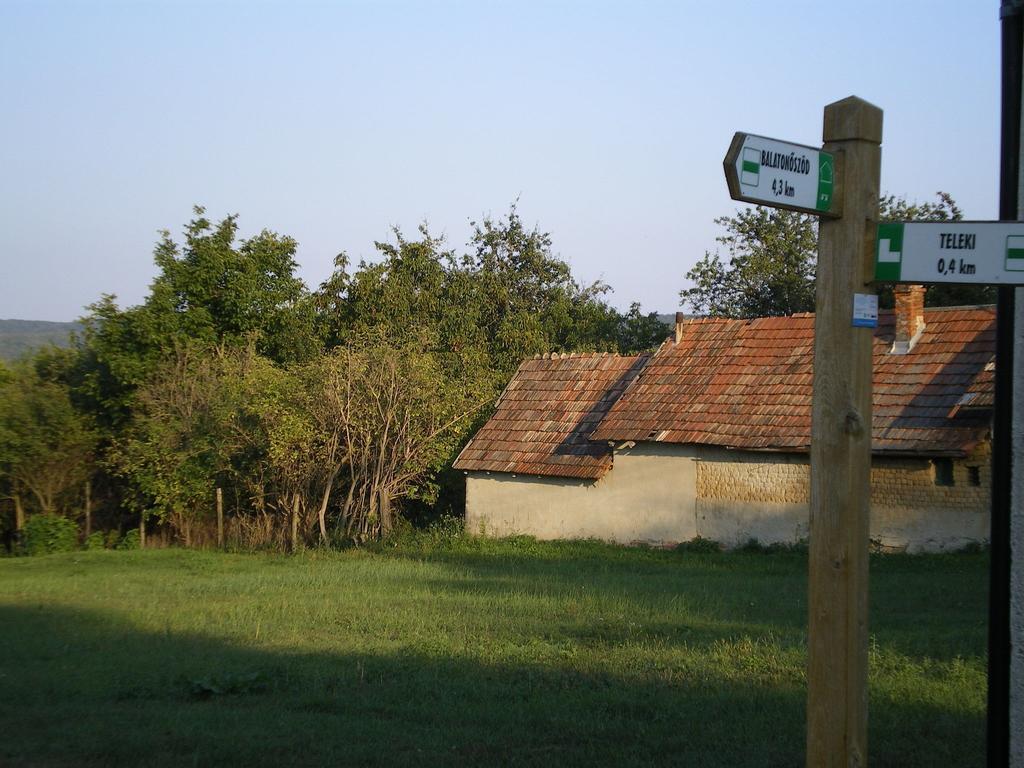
23,514,80,555
736,538,809,555
676,536,722,554
84,531,106,550
376,513,466,551
117,528,141,550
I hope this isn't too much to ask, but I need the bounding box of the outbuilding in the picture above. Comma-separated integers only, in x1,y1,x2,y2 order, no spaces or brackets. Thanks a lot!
454,287,994,552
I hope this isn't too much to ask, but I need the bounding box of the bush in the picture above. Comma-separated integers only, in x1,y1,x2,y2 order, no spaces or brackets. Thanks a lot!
23,514,80,555
84,531,106,550
736,538,808,554
676,536,721,554
117,528,141,550
376,513,466,551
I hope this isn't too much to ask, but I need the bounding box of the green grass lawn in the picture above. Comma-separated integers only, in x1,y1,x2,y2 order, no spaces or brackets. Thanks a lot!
0,536,987,767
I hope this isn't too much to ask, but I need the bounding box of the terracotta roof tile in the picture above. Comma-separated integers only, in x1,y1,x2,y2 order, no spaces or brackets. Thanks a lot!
452,353,648,479
458,306,995,479
592,306,994,455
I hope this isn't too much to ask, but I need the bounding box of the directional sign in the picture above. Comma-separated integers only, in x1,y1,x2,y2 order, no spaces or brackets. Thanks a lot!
874,221,1024,285
723,132,839,217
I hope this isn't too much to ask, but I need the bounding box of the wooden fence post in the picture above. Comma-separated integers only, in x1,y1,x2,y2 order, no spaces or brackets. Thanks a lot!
84,480,91,539
806,96,882,767
216,487,224,548
291,495,299,553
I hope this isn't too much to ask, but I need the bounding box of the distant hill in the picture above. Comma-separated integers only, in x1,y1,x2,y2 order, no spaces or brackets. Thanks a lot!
0,319,81,362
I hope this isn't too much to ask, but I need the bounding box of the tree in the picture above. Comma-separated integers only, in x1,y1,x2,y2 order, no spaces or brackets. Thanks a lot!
680,207,817,318
108,341,333,548
77,207,319,429
105,341,234,544
323,334,484,541
0,357,95,518
681,192,985,318
465,204,623,370
616,303,670,353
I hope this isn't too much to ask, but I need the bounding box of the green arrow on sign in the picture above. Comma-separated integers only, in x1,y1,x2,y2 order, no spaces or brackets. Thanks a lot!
875,223,904,282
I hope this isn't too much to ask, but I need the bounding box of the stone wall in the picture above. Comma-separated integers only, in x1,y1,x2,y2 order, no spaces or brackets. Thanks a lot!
695,448,810,547
695,442,991,552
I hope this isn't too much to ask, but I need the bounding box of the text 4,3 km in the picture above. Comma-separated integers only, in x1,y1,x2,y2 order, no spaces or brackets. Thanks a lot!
937,258,976,277
771,178,794,198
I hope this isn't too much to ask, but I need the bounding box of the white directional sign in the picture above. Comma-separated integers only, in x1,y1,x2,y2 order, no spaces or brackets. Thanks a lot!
875,221,1024,285
723,132,839,217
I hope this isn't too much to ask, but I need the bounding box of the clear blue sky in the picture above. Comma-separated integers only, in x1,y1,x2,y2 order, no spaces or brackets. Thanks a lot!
0,0,1000,321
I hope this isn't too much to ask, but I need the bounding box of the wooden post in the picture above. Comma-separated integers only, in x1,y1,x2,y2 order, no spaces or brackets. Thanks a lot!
84,480,92,539
807,96,882,767
216,487,224,549
291,494,300,553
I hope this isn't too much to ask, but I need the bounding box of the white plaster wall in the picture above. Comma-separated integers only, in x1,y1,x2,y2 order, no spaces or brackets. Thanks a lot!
465,443,697,545
698,499,808,548
870,505,990,554
467,443,989,553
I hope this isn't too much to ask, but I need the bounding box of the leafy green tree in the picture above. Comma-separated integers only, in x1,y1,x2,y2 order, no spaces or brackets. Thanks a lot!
146,209,318,363
616,303,670,353
105,342,232,543
0,358,95,517
77,207,318,428
466,204,622,370
681,208,817,318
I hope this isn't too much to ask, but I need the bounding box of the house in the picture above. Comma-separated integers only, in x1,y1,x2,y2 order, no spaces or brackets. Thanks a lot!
453,287,995,552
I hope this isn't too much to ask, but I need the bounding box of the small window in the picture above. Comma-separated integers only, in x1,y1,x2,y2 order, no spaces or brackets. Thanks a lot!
967,466,981,487
932,458,954,487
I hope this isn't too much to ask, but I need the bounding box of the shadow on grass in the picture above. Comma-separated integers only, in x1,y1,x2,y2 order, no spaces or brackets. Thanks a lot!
0,601,984,768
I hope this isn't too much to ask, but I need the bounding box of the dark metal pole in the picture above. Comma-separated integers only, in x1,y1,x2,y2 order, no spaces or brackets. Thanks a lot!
992,3,1021,765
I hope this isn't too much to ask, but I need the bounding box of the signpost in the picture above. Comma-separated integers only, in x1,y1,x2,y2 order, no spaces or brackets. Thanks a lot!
725,98,880,767
876,221,1024,285
724,132,840,217
726,21,1021,763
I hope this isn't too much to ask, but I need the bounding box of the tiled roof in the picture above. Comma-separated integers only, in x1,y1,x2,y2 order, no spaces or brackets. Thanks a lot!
452,353,648,479
592,306,995,455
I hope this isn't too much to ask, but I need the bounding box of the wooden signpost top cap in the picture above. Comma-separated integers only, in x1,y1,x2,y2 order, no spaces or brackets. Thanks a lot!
823,96,883,144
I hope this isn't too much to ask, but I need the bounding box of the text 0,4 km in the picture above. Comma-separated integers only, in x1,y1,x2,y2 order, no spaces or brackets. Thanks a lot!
936,258,976,277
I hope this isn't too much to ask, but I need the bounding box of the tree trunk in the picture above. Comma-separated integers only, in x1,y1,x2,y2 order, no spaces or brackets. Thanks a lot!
317,467,340,546
139,515,146,549
13,493,25,532
379,488,392,538
84,480,92,538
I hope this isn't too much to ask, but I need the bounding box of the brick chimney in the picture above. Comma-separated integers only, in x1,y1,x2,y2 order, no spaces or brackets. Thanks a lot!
891,284,926,354
675,312,686,343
